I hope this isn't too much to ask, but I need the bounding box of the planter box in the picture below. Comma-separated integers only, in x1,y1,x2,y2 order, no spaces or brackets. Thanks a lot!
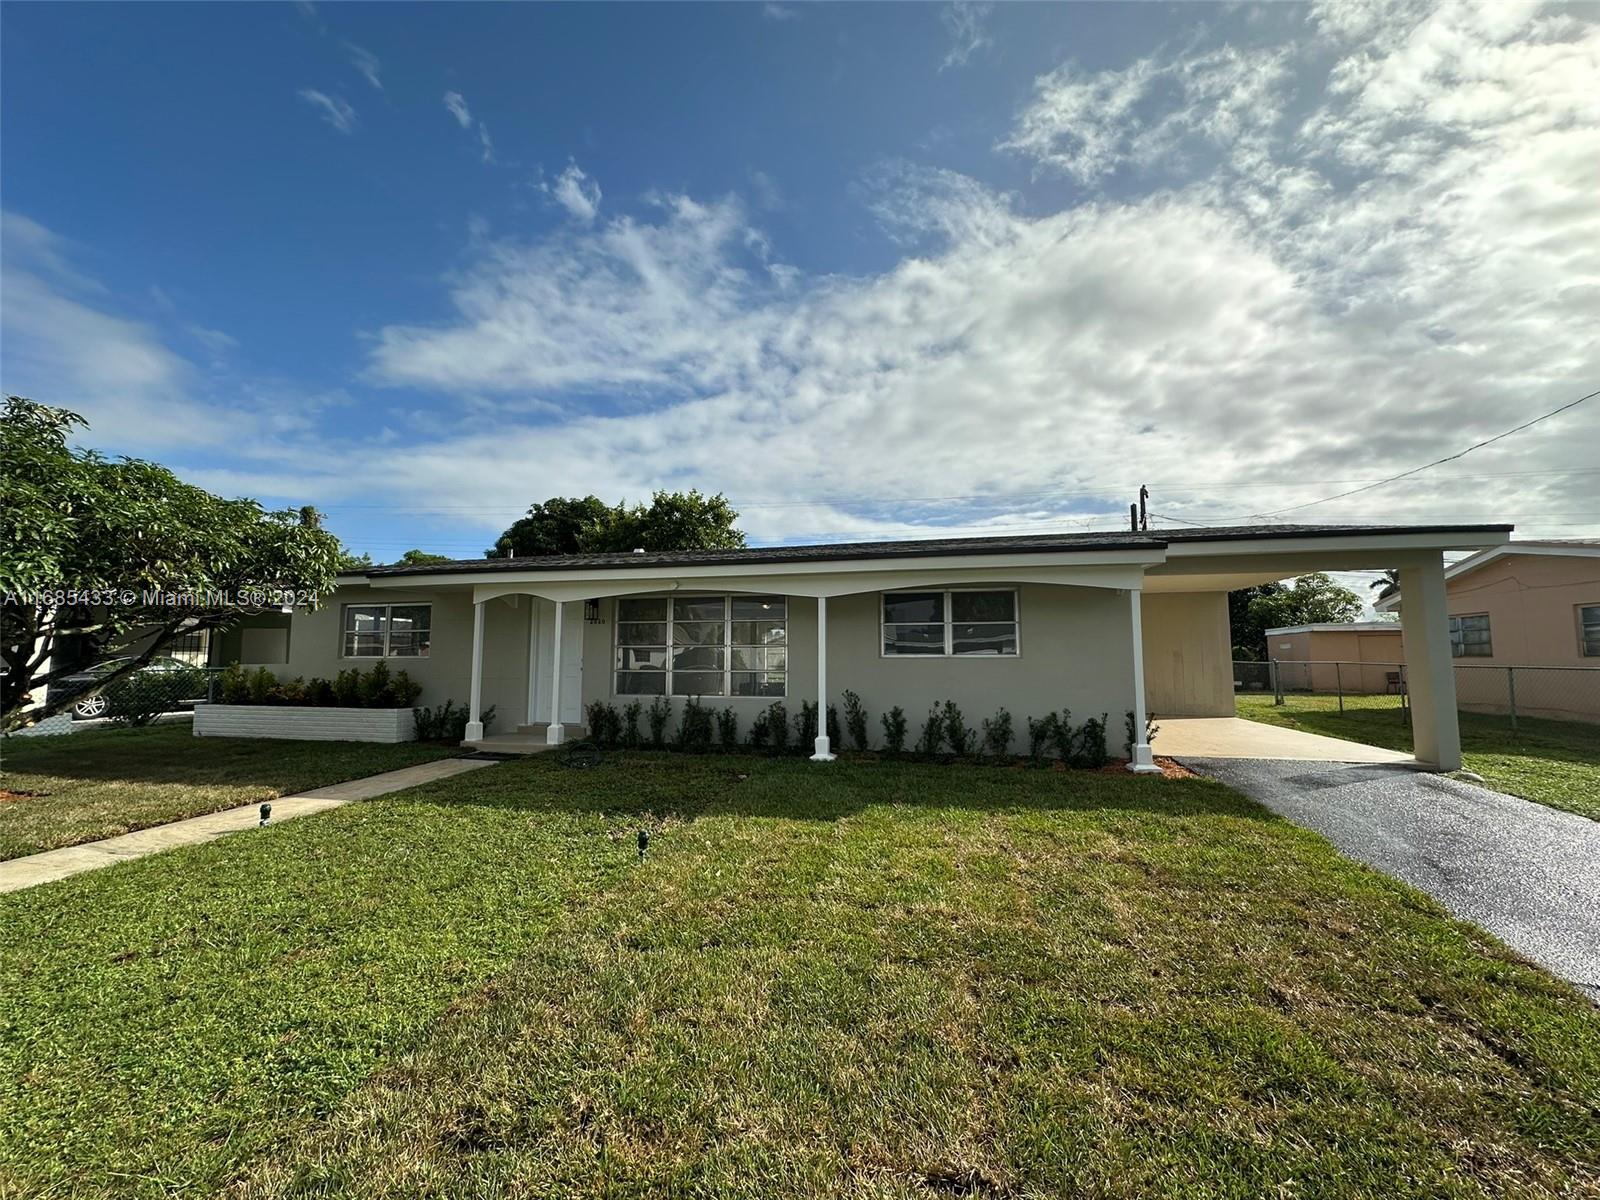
193,703,416,743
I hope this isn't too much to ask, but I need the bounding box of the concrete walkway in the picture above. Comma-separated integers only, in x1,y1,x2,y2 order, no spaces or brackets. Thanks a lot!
1156,717,1412,763
1188,757,1600,1003
0,757,497,895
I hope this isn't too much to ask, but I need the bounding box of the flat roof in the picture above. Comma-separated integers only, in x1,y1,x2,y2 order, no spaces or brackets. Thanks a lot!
1266,622,1405,636
351,522,1513,578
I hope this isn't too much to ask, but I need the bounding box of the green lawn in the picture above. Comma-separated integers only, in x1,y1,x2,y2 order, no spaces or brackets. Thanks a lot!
1235,694,1600,821
2,753,1596,1198
0,724,458,860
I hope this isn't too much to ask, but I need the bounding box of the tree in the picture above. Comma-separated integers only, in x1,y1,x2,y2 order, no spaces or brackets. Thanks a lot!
1370,568,1401,602
396,549,451,566
1244,574,1364,649
1227,582,1283,660
1,397,344,730
487,490,745,558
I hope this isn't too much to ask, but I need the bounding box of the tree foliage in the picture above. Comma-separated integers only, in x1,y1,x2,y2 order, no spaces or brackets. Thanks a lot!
1244,574,1364,645
486,490,744,558
1,397,344,729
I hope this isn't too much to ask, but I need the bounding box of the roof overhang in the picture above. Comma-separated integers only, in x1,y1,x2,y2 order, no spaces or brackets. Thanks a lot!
1373,538,1596,611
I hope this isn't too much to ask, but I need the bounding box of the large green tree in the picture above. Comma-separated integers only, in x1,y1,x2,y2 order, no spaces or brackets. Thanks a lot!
1244,573,1365,650
1,397,344,729
486,490,744,558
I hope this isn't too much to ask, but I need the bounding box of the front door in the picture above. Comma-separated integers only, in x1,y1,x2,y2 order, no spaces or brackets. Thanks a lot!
529,599,585,726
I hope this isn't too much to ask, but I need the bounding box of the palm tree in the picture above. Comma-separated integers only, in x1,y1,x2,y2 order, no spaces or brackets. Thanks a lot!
1370,569,1401,601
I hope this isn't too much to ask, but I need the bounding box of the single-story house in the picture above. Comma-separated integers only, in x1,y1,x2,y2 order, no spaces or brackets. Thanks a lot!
254,523,1509,772
1263,622,1405,694
1375,538,1600,722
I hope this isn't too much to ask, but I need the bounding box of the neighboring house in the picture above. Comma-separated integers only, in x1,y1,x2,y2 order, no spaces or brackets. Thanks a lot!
1376,539,1600,722
1262,622,1405,694
260,523,1508,772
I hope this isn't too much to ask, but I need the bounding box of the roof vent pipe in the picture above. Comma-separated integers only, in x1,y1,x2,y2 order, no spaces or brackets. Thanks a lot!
1129,504,1138,533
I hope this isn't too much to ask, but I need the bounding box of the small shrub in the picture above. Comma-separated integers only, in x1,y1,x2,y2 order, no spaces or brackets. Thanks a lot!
332,668,361,707
842,689,869,750
247,667,276,705
1026,713,1057,764
646,696,671,749
747,708,771,751
1077,713,1109,768
275,676,309,705
880,706,907,755
675,698,714,753
413,700,492,741
622,701,643,749
1050,708,1076,764
386,670,422,707
941,700,971,757
106,666,206,726
827,703,841,749
916,704,945,758
982,708,1014,759
307,677,334,706
717,707,739,750
586,701,622,748
795,701,818,750
219,662,248,705
357,661,392,708
767,702,789,753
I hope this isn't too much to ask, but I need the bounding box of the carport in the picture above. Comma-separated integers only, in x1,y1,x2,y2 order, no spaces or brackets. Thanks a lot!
1154,717,1411,763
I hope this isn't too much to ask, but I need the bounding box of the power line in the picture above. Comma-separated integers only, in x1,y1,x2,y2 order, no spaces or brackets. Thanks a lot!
1253,386,1600,519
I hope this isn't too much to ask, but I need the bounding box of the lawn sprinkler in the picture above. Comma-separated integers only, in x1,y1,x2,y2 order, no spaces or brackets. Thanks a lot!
259,802,272,827
637,828,649,862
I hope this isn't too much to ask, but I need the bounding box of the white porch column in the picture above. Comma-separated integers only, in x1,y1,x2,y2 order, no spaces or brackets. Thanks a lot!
465,600,486,742
810,594,835,761
1126,588,1161,773
1399,555,1462,771
546,599,566,745
525,598,540,726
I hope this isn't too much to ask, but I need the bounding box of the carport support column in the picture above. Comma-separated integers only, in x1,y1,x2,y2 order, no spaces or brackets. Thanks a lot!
810,595,835,762
1126,588,1161,774
465,600,486,743
1399,556,1462,772
546,600,566,746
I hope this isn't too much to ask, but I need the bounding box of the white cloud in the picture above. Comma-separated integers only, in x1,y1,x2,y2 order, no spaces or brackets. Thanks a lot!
297,88,357,134
538,162,603,224
443,91,472,129
477,122,495,164
344,42,382,91
941,2,993,71
763,3,800,21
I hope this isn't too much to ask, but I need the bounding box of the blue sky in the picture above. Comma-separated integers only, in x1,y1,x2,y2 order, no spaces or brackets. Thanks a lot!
3,0,1597,567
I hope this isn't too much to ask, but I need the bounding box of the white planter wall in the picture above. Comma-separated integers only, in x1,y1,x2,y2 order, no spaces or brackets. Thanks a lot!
193,703,416,743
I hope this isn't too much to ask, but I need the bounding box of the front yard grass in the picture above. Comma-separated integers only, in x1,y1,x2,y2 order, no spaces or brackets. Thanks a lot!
1236,693,1600,821
3,752,1596,1198
0,723,459,860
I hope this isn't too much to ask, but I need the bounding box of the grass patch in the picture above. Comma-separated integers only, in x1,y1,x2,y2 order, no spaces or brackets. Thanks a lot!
0,724,459,859
3,753,1597,1198
1236,693,1600,821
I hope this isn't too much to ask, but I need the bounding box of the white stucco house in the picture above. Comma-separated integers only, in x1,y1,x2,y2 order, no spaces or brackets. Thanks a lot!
248,523,1509,772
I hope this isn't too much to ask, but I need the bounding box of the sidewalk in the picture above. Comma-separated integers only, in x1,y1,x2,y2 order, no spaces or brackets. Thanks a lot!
0,757,498,894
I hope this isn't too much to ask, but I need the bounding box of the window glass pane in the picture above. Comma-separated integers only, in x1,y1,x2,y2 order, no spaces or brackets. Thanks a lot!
672,671,725,697
951,591,1015,622
1583,607,1600,656
674,597,726,621
387,633,430,657
673,620,725,646
672,646,725,672
731,647,786,672
387,606,431,657
731,596,786,620
616,647,668,672
952,623,1018,656
731,620,786,646
884,624,944,655
615,671,666,695
883,592,943,624
617,622,668,646
618,598,668,622
345,605,385,635
732,671,786,697
344,632,384,657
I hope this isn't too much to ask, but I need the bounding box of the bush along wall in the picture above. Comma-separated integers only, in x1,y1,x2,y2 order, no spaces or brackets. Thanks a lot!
215,661,422,709
575,695,1155,769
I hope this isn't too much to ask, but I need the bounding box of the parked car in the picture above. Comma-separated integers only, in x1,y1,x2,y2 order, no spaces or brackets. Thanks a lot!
57,657,209,719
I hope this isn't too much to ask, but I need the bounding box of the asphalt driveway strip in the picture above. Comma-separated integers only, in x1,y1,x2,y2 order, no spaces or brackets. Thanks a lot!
1182,758,1600,1003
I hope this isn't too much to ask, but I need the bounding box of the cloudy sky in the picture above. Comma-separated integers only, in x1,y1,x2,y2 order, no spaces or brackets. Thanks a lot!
3,0,1597,572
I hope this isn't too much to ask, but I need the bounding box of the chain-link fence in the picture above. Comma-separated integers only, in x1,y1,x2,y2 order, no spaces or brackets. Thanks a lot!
46,664,221,725
1233,659,1600,734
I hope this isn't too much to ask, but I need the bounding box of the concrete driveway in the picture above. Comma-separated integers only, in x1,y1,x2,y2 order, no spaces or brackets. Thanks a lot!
1157,717,1412,763
1185,758,1600,1002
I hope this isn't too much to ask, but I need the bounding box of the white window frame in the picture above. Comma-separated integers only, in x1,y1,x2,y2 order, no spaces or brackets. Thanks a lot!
1448,612,1492,659
880,587,1021,658
613,594,788,698
341,603,432,659
1579,604,1600,658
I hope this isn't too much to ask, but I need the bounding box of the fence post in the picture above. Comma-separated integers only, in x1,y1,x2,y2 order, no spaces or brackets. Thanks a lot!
1335,661,1344,715
1506,666,1518,734
1271,659,1282,706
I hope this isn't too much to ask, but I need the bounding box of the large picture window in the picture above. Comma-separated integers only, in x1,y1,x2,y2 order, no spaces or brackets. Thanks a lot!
342,604,431,658
1448,613,1492,658
615,595,786,697
882,589,1018,657
1580,605,1600,657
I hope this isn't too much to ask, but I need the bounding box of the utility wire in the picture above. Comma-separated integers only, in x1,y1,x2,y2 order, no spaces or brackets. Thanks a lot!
1252,387,1600,519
